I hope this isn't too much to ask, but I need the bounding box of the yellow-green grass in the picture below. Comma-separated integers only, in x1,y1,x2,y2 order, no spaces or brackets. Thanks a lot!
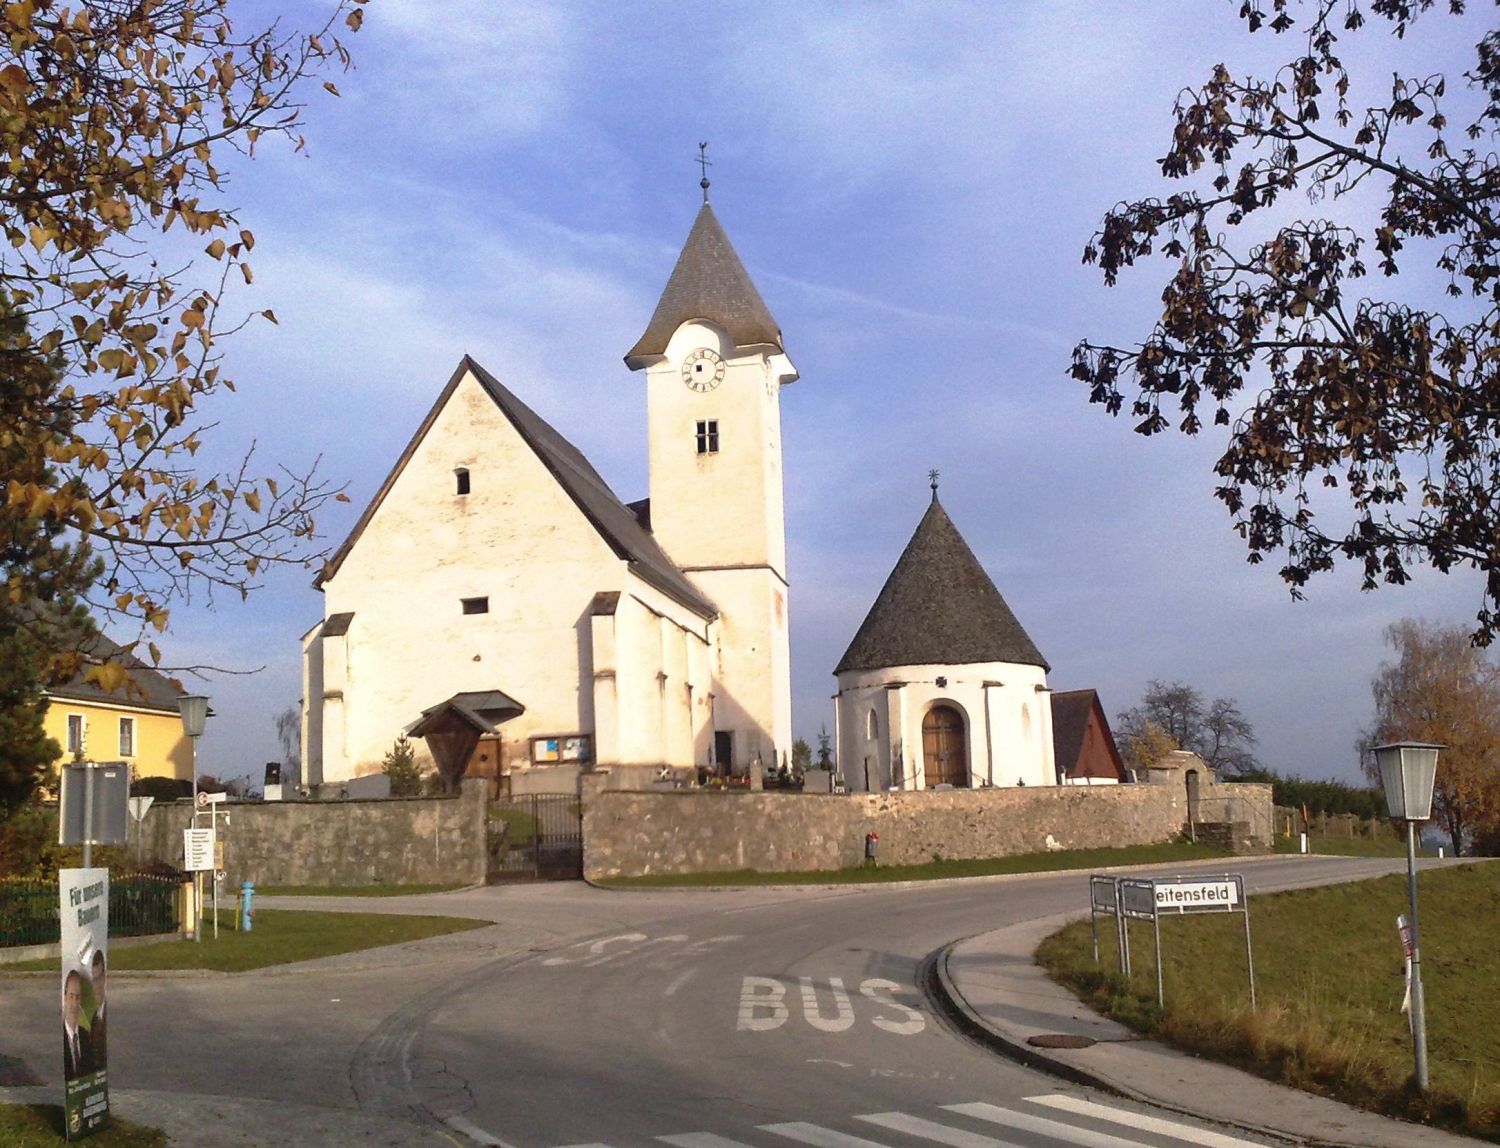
1037,861,1500,1140
600,841,1233,887
8,910,489,973
0,1104,164,1146
251,883,467,897
1271,834,1422,858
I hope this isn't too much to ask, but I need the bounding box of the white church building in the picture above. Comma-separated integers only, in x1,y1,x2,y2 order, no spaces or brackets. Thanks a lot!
301,201,796,789
832,489,1058,792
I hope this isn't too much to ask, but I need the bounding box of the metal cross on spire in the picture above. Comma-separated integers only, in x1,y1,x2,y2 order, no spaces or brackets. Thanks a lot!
928,469,940,499
697,141,712,203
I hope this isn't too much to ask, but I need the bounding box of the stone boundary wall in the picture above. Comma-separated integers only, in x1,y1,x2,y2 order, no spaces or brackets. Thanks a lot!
583,783,1274,880
136,779,487,887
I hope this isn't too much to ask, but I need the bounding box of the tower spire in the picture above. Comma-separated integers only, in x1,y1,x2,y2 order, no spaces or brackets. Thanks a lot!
929,469,940,501
697,141,712,204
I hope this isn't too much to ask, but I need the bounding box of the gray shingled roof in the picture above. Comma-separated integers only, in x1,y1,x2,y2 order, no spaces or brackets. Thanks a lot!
318,357,717,621
46,634,186,714
408,689,525,737
835,497,1049,675
625,204,783,367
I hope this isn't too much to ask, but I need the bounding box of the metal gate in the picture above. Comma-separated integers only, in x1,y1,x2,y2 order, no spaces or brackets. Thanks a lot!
487,795,582,882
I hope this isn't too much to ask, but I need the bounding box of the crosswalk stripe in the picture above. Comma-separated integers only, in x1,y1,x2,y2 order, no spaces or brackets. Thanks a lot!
760,1122,895,1148
856,1110,1026,1148
1027,1095,1264,1148
659,1135,758,1148
944,1102,1144,1148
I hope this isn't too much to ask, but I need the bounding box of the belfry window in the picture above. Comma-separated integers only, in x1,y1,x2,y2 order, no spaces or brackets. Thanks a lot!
695,420,719,455
455,468,471,495
461,597,489,615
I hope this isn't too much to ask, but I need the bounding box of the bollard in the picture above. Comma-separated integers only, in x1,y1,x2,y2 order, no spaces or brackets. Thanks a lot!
240,881,255,933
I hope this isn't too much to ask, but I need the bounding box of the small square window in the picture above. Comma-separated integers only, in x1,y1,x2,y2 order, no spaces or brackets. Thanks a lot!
695,419,719,455
455,468,471,495
461,597,489,615
119,717,135,757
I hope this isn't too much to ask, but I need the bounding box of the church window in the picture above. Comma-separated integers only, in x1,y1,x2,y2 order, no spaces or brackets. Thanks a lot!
455,468,470,495
867,709,878,740
695,420,719,455
461,596,489,615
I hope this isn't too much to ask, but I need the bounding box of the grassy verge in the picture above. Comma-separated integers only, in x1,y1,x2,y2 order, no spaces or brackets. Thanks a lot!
1271,834,1418,858
0,1104,164,1146
599,841,1234,887
7,910,489,973
1037,862,1500,1140
251,883,467,897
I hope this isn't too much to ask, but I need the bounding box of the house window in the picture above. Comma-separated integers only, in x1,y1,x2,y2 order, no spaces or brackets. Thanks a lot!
66,714,84,756
695,420,719,455
455,468,470,495
119,717,135,757
461,597,489,615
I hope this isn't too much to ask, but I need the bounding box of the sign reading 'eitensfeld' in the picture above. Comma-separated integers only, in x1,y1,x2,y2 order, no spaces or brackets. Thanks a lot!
1152,875,1243,914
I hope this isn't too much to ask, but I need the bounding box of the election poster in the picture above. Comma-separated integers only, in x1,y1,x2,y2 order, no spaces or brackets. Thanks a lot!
59,868,110,1139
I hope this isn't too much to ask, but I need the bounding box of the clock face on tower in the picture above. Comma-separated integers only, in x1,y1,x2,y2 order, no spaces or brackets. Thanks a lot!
681,348,725,392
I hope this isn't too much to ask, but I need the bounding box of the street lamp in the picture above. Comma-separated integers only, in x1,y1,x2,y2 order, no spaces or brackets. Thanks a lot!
177,695,209,942
1373,740,1442,1093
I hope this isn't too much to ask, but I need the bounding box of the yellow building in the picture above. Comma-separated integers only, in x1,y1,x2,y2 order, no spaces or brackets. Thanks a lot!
42,638,192,783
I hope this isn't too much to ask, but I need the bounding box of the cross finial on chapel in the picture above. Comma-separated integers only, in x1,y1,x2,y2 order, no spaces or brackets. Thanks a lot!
928,469,940,500
697,141,712,204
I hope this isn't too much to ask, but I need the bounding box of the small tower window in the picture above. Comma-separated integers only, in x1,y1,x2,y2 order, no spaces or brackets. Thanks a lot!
695,420,719,455
461,597,489,615
455,468,471,495
867,709,879,740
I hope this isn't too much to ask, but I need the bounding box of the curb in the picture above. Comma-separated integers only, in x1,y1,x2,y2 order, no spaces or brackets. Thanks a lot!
922,935,1361,1148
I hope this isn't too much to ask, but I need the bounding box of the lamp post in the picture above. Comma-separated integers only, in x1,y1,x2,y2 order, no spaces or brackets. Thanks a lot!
1373,740,1441,1093
178,695,209,942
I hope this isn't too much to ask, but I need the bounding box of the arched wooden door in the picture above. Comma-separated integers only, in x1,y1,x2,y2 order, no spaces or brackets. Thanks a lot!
922,704,968,788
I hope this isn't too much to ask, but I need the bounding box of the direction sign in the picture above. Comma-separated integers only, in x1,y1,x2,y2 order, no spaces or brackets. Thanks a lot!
196,790,228,809
1153,875,1243,915
1119,878,1158,920
183,828,215,872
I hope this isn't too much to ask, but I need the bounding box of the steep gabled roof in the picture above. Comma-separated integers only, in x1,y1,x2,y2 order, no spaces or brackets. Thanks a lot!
625,204,783,367
317,356,717,620
1051,689,1127,781
835,497,1048,675
46,634,185,715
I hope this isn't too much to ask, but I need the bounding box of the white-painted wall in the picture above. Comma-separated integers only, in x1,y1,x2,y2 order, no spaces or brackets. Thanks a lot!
637,320,796,770
835,661,1055,791
310,365,716,781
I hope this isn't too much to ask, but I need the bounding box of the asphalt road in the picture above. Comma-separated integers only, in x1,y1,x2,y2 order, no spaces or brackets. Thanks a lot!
0,855,1426,1147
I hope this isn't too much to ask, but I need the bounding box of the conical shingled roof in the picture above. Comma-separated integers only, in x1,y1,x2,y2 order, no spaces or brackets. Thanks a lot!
835,497,1049,675
625,204,783,367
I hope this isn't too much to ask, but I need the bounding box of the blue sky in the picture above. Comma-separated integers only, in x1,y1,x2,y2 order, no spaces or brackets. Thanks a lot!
161,1,1488,786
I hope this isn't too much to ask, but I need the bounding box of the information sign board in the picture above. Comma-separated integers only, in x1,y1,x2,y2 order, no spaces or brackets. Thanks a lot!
183,828,215,872
58,764,130,847
1089,875,1119,915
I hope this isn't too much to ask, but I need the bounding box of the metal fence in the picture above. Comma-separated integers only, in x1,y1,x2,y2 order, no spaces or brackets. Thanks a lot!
0,874,180,949
488,795,582,882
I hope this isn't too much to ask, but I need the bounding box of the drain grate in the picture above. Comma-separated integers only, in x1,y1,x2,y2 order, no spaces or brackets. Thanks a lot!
1026,1033,1097,1049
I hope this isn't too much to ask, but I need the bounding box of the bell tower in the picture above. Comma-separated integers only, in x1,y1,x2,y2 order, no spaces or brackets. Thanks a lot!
624,192,796,773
